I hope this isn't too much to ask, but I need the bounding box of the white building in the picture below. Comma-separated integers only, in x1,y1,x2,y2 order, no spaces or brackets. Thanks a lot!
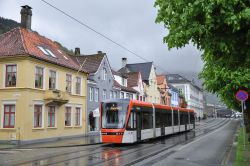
167,74,204,118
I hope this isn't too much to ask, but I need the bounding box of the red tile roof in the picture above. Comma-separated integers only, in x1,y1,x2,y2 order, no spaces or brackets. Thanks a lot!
0,27,87,73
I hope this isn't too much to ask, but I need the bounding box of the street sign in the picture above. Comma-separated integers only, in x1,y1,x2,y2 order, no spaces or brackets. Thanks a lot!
236,90,248,102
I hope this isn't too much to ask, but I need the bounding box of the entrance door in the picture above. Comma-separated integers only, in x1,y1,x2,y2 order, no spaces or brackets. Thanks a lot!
136,112,141,142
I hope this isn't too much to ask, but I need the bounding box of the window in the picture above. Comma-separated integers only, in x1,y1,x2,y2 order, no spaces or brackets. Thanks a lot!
103,89,107,100
89,87,94,101
102,68,107,80
48,106,55,127
126,111,136,130
130,94,133,99
75,77,81,95
110,91,113,99
34,105,43,128
138,106,153,129
5,65,17,87
95,88,99,102
113,91,117,99
37,46,56,58
126,93,129,99
121,92,124,99
35,66,43,89
65,107,71,126
45,49,56,58
49,70,56,90
66,74,72,93
3,105,15,128
75,107,81,126
122,78,126,86
174,111,179,126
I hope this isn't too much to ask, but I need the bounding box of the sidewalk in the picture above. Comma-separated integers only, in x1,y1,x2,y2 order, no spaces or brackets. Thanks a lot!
0,134,100,149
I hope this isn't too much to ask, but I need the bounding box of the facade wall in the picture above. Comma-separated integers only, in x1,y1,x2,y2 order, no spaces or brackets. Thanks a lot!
173,83,204,118
87,56,119,132
145,67,160,103
0,57,87,142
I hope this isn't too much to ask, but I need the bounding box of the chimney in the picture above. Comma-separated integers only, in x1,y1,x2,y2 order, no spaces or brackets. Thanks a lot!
122,57,127,67
75,47,80,56
20,5,32,30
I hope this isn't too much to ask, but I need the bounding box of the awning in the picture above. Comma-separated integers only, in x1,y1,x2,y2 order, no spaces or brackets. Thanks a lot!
93,108,100,117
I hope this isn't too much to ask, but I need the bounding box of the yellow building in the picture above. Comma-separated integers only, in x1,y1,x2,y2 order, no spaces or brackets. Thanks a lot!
0,5,88,144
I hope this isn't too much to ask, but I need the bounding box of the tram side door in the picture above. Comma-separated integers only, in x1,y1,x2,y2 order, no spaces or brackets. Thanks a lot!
136,112,141,141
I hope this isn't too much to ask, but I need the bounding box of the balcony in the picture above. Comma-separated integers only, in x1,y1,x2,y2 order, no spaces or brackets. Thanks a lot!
44,89,69,106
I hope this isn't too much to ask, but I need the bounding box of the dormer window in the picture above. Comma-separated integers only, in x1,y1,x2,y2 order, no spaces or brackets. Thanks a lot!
37,46,56,58
63,55,68,60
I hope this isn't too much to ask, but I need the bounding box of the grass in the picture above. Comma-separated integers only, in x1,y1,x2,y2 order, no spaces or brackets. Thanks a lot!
235,128,250,166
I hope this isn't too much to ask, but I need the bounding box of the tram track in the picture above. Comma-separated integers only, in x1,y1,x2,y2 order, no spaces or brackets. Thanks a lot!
9,119,229,166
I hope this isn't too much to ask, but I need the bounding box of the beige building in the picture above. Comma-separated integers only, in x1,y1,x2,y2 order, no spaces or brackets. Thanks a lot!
119,58,160,103
0,6,88,144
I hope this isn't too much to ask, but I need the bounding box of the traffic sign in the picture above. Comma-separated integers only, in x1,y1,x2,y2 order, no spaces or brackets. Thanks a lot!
236,90,248,102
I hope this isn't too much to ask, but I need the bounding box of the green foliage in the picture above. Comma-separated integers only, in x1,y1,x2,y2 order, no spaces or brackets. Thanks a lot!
155,0,250,110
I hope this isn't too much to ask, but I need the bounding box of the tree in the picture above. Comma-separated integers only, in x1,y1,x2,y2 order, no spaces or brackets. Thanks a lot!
155,0,250,138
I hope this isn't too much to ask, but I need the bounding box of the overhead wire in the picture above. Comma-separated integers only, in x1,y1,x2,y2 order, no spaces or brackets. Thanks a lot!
39,0,170,74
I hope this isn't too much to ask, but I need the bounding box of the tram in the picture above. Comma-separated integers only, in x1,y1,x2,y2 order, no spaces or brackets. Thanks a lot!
100,99,195,143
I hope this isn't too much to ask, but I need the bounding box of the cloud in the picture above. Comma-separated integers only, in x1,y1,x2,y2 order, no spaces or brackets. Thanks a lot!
0,0,203,74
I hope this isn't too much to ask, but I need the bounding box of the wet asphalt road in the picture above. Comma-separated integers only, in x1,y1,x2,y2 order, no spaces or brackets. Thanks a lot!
0,118,239,166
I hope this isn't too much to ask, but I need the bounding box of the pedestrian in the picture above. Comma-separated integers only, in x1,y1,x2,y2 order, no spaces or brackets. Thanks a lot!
198,116,200,122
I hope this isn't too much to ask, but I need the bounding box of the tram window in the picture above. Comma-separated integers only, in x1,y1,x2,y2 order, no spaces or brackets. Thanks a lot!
180,112,188,125
166,111,172,127
156,109,165,128
127,111,136,130
142,112,153,129
173,111,179,126
190,113,195,124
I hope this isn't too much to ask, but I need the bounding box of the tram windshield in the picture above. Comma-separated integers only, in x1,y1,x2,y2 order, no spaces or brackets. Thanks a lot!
101,102,129,129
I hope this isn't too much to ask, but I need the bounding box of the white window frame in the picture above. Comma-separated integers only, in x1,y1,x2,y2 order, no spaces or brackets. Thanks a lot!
110,91,112,99
95,88,99,102
103,90,107,100
102,68,107,80
89,87,93,101
75,76,82,95
121,92,124,99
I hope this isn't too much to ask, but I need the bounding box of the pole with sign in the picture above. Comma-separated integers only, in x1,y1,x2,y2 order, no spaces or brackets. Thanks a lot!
236,90,249,150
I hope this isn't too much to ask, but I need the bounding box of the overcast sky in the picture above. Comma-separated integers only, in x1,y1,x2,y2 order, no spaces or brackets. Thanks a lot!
0,0,203,74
